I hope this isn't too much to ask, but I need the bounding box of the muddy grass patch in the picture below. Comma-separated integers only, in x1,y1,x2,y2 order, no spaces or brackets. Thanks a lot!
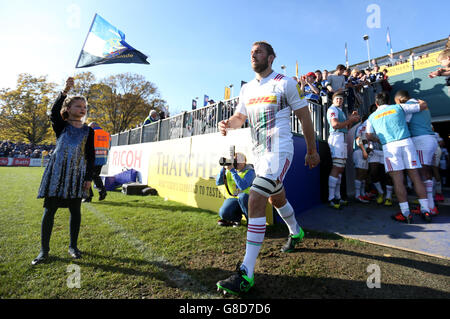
182,226,450,299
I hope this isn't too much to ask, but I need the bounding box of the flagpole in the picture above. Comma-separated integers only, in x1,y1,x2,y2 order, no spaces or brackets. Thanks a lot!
345,42,349,68
70,14,98,96
363,35,371,68
75,13,98,69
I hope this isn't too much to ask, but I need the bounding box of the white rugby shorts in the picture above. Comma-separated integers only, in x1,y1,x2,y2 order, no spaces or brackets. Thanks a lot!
254,152,293,182
383,139,421,172
412,135,438,166
352,149,368,170
328,132,347,159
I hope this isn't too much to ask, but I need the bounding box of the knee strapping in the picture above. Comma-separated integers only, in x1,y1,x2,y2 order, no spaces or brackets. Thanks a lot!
250,176,283,198
333,158,346,168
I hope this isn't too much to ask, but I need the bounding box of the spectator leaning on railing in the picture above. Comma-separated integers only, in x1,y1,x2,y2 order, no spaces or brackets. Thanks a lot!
373,65,384,81
314,70,325,93
326,64,347,96
298,72,321,104
143,110,160,125
380,68,392,93
346,69,365,111
364,68,377,83
320,70,330,103
429,49,450,89
314,70,329,102
343,68,351,80
314,70,323,83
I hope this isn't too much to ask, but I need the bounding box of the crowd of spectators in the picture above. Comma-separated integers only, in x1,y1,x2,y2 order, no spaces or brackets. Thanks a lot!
386,52,433,67
0,140,55,158
294,62,392,113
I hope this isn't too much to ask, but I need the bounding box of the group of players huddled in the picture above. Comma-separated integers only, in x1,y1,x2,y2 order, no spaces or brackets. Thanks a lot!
327,90,446,224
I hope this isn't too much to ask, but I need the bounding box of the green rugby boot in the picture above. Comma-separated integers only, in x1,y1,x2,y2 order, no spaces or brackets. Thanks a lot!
329,198,341,209
217,264,254,296
281,228,305,253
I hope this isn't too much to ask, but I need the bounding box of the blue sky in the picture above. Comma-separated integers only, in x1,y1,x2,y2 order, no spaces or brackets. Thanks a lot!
1,0,448,116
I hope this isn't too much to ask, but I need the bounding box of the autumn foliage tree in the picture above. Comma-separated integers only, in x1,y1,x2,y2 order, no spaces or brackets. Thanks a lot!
88,73,166,134
0,74,56,145
0,72,169,144
75,72,166,134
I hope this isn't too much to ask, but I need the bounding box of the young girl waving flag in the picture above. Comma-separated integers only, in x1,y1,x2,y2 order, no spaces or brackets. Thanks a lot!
32,77,95,265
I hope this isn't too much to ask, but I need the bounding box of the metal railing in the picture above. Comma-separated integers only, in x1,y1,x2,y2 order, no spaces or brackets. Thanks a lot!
111,81,383,146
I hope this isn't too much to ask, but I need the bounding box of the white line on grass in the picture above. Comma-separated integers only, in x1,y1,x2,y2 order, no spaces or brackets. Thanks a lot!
84,203,217,299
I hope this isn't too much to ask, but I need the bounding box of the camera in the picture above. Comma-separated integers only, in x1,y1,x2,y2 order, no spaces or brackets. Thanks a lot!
219,145,237,168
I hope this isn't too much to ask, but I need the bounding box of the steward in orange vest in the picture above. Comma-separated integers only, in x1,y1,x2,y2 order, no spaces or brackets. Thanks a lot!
86,122,110,202
89,122,111,166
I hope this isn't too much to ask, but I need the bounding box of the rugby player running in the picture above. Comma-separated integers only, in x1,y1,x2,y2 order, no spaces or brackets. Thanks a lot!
216,41,320,295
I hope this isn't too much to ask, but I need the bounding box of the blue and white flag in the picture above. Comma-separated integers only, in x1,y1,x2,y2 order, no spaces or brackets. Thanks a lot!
386,27,393,54
203,95,209,106
76,14,149,68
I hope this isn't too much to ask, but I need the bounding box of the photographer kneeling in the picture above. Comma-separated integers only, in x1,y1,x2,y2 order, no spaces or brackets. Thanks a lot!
216,152,255,227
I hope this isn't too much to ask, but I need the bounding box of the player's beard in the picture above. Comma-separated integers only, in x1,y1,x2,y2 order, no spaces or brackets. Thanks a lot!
252,57,269,73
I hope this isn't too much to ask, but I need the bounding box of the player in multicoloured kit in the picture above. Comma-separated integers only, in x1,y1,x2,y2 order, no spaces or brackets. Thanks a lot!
216,41,320,295
394,90,439,216
369,140,393,206
366,92,431,224
352,116,370,203
366,104,391,205
326,92,360,209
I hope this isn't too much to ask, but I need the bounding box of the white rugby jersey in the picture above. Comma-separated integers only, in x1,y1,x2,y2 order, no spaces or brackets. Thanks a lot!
356,120,367,139
235,72,307,156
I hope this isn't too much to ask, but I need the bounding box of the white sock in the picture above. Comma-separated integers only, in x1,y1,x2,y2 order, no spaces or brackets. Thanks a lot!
355,180,361,197
424,180,435,209
276,202,300,236
374,182,384,194
418,198,429,213
386,185,393,199
361,180,366,196
432,177,436,195
399,202,410,217
242,217,266,278
328,176,338,201
335,174,342,200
